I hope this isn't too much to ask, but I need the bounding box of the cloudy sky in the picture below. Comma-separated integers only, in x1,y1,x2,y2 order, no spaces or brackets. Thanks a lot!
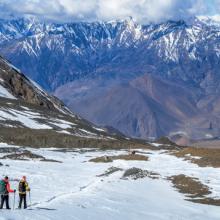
0,0,219,23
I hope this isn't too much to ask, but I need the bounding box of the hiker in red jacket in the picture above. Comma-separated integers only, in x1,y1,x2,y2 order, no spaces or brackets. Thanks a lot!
0,176,16,209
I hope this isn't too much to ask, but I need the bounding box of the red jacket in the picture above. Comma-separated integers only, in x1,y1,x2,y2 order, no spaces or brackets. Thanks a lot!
5,181,14,193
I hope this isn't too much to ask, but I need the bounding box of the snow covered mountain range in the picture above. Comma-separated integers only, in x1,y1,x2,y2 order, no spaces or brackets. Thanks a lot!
1,16,220,142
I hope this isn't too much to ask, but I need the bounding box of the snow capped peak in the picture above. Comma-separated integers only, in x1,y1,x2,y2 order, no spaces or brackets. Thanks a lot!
124,16,136,26
211,14,220,22
195,15,220,26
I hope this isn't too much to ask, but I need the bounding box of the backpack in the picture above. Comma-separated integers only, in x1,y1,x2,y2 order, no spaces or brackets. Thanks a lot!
19,181,26,193
0,180,6,195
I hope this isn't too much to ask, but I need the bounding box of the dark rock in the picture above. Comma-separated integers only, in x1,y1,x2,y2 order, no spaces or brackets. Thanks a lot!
123,167,160,180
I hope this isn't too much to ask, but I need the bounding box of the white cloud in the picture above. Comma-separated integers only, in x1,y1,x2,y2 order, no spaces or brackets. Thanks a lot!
97,0,174,22
0,0,218,23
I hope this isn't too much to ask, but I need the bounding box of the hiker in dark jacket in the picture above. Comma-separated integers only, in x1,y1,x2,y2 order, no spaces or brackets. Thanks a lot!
18,176,30,209
0,176,16,209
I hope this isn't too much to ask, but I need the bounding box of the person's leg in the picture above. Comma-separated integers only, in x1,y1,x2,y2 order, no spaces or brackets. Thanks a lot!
24,195,27,209
5,195,10,209
18,194,22,209
2,195,6,209
0,195,4,209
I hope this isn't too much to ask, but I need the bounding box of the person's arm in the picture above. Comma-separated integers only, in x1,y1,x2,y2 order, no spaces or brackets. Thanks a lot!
7,183,15,193
25,182,30,191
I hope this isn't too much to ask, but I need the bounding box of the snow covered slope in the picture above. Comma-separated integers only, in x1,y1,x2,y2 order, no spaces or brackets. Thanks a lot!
0,84,16,99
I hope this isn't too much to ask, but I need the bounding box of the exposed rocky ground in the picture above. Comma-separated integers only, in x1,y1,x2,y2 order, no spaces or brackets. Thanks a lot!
172,147,220,168
168,174,220,206
89,154,149,163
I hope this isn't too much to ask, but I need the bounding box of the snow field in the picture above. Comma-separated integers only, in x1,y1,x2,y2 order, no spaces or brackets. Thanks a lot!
0,84,16,99
0,145,219,220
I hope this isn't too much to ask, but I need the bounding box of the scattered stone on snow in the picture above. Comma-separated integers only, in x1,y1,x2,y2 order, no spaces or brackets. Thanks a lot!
122,167,160,180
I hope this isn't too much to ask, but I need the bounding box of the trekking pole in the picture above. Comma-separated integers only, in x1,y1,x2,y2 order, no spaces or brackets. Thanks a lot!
13,193,15,210
29,191,32,207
